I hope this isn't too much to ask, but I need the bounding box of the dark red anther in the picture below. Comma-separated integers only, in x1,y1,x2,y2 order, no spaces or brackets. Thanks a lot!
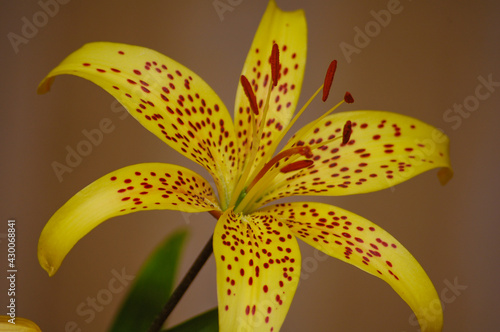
271,43,280,87
342,120,352,145
280,160,314,173
240,75,259,115
322,60,337,102
344,91,354,104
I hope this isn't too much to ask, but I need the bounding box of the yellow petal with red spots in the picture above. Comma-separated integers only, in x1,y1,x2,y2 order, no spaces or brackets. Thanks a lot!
255,111,452,207
258,202,443,332
213,209,301,332
38,163,219,277
0,316,42,331
234,0,306,176
38,42,238,209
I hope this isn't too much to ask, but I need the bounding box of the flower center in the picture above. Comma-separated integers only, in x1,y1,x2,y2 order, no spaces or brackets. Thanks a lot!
231,44,354,214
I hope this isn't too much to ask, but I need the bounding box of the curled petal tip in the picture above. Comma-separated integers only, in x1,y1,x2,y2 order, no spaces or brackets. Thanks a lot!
437,167,453,185
45,265,57,277
38,250,57,277
37,76,55,94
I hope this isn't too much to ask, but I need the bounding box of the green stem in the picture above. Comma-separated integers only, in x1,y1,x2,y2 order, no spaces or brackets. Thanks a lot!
147,232,214,332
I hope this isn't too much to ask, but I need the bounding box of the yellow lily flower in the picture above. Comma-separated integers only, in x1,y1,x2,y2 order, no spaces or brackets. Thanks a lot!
38,1,452,331
0,316,42,331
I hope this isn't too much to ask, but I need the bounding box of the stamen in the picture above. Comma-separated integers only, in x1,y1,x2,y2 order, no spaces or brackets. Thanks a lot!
342,120,352,145
233,51,357,212
280,160,314,173
240,75,259,115
322,60,337,102
271,43,280,87
344,91,354,104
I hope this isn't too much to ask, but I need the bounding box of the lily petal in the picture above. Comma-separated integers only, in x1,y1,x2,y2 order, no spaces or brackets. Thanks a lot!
213,209,301,332
38,42,238,208
0,316,41,331
235,0,306,175
38,163,219,276
256,111,452,207
258,202,443,332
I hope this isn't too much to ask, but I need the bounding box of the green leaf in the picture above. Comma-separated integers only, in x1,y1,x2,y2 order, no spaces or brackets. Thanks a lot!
162,307,218,332
108,229,188,332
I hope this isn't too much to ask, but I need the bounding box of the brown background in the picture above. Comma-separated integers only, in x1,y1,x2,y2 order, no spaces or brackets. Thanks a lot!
1,0,499,331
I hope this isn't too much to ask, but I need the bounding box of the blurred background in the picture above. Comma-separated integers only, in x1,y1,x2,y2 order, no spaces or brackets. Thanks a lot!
1,0,499,331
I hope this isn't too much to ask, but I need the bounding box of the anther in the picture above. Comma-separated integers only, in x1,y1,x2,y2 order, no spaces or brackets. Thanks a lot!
240,75,259,115
271,43,280,87
280,160,314,173
342,120,352,145
344,91,354,104
322,60,337,102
